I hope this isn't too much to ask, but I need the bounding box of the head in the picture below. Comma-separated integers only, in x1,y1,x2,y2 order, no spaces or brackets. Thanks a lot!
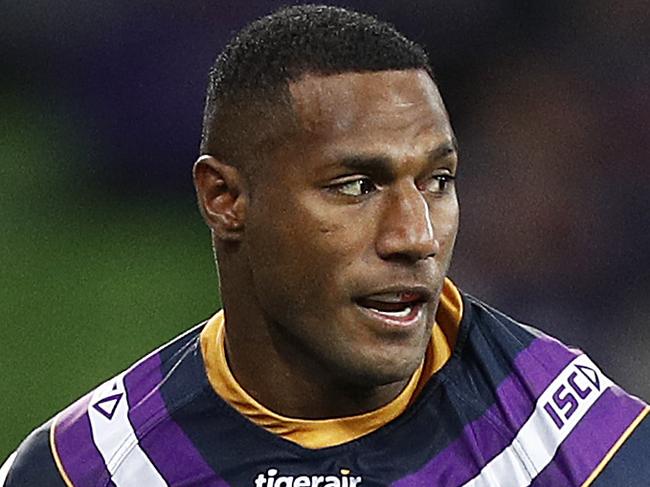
194,5,459,391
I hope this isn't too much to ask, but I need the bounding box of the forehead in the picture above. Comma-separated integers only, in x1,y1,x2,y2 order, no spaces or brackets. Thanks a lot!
287,69,453,155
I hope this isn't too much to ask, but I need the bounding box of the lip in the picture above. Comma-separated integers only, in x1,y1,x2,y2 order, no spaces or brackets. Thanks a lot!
353,285,433,329
355,300,426,328
355,285,434,303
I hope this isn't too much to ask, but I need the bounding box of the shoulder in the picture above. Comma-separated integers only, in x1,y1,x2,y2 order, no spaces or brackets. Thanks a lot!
1,420,67,486
3,322,208,487
456,291,650,486
591,413,650,486
54,323,208,485
458,291,600,386
460,291,550,350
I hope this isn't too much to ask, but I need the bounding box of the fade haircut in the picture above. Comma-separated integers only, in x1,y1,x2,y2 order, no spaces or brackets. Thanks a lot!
200,4,433,169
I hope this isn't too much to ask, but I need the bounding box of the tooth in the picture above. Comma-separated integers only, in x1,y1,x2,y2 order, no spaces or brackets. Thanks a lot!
369,293,405,303
371,306,412,317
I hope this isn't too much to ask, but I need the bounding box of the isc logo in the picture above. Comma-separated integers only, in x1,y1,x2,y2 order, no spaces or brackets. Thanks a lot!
543,362,602,429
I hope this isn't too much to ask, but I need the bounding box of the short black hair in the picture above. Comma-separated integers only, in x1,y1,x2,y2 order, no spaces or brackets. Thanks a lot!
200,4,433,165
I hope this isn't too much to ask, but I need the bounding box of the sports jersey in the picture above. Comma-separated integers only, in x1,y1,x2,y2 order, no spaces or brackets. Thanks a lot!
2,280,649,486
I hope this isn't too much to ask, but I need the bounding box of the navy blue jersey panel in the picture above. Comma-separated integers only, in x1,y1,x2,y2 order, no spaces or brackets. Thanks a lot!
592,416,650,487
157,321,206,375
444,295,536,414
3,420,67,487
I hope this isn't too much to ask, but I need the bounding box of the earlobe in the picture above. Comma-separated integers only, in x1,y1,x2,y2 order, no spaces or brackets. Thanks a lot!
193,155,247,241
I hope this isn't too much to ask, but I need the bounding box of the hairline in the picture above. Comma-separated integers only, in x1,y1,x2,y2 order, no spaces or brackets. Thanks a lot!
202,67,439,169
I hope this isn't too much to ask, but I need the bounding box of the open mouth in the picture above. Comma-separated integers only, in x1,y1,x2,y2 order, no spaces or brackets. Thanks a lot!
355,290,428,325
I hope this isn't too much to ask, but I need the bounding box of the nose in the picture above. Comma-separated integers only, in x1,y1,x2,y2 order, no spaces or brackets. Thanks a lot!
375,182,439,263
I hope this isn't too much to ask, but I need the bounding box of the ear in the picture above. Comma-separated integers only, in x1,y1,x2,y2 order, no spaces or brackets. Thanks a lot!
193,155,248,242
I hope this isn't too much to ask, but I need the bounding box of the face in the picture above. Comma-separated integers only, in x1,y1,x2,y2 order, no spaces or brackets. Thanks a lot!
242,70,459,387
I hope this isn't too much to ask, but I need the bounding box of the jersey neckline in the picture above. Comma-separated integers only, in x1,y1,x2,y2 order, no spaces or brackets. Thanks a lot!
198,277,467,450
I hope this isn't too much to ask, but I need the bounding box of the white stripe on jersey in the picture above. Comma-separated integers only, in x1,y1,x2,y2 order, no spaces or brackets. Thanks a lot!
0,451,17,486
462,354,613,487
88,373,168,486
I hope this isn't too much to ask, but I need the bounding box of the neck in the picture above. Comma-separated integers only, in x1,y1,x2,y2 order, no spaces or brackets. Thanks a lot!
221,300,410,419
215,249,418,419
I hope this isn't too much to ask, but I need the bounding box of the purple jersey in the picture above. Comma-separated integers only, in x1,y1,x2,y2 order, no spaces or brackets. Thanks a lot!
2,292,648,486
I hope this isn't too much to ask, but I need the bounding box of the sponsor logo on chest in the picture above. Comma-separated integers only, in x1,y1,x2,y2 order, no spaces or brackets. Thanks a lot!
254,468,362,487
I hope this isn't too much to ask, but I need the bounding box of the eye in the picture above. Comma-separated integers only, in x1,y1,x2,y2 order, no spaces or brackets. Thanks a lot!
333,177,378,197
422,174,456,194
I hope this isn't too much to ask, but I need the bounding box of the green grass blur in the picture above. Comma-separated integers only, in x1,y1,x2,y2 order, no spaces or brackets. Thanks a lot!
0,96,219,459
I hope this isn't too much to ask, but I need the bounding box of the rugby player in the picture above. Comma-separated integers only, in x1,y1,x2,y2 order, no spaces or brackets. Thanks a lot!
2,5,648,486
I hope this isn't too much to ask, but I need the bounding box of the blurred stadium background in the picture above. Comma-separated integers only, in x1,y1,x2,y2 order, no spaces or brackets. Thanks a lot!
2,0,649,459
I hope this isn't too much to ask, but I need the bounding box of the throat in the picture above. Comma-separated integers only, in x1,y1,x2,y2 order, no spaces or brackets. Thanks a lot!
227,337,413,419
201,311,426,448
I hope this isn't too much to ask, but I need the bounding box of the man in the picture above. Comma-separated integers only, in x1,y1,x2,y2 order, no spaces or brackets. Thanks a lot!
2,5,648,486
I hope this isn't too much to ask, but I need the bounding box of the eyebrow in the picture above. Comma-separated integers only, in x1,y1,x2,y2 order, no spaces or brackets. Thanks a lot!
335,137,458,177
431,136,458,161
338,155,394,176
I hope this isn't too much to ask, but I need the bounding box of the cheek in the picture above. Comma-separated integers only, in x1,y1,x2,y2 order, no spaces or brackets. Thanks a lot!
309,206,380,277
300,193,374,252
298,220,366,288
434,198,460,253
246,199,363,292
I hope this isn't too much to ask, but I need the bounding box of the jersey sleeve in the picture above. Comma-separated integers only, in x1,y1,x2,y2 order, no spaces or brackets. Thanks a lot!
590,414,650,486
1,420,68,487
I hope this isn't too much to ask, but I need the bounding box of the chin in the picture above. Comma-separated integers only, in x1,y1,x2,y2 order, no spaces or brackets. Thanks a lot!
337,348,425,389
